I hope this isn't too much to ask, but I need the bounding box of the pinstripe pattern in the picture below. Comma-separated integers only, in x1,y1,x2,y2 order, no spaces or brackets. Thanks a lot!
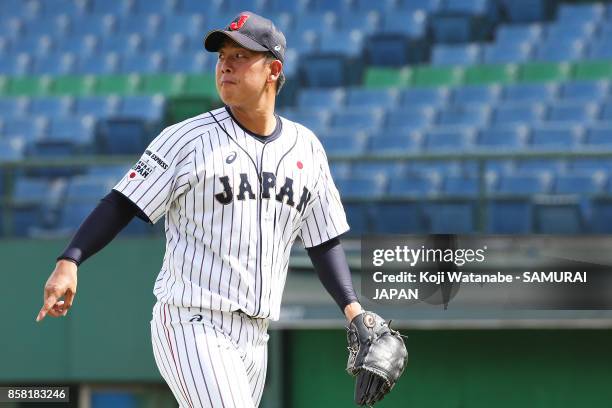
151,302,269,408
115,106,349,406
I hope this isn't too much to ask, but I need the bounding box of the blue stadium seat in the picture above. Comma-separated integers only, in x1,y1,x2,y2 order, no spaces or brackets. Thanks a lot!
75,96,120,118
318,30,365,57
514,159,566,173
431,44,481,65
165,52,208,73
451,85,500,105
554,172,605,194
375,201,427,233
143,34,189,55
534,201,585,233
3,117,46,142
481,42,533,64
546,101,598,124
90,0,132,15
78,53,119,75
119,95,165,122
352,0,396,12
70,15,116,36
585,123,612,146
502,83,557,103
29,97,73,117
46,116,95,147
0,54,31,76
0,138,25,162
0,17,21,39
351,161,405,179
120,52,165,74
601,99,612,121
399,88,449,108
556,3,605,24
423,128,475,151
487,199,533,233
319,133,368,155
385,107,435,130
33,53,76,75
534,39,585,62
281,109,329,131
494,24,543,45
430,0,499,43
116,15,161,36
369,132,421,154
330,108,383,130
310,0,350,13
285,31,318,54
587,38,612,60
99,34,142,53
492,103,545,125
545,22,596,42
477,125,527,149
133,0,176,14
337,11,381,34
177,0,221,13
56,36,98,56
365,32,428,66
345,89,398,108
560,80,609,102
292,12,336,35
160,15,204,37
299,55,356,88
389,172,441,196
96,118,149,155
380,11,427,36
329,162,351,179
297,88,345,110
498,0,555,23
264,0,309,13
336,175,386,199
529,124,582,150
497,173,551,194
10,177,53,236
396,0,442,12
570,158,612,172
443,175,480,196
404,160,463,175
424,201,476,233
0,97,29,118
23,17,69,38
9,36,54,56
40,0,87,16
436,105,490,127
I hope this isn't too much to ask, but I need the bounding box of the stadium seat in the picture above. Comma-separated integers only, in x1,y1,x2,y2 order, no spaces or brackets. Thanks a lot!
396,0,442,13
431,44,482,66
554,172,605,194
120,53,165,74
10,178,54,236
297,88,345,110
99,34,142,54
535,39,585,62
533,200,585,233
514,159,566,173
292,12,336,35
411,66,464,87
50,75,96,96
498,0,555,23
3,117,47,142
585,123,612,146
0,138,25,162
94,74,141,95
556,3,605,24
363,67,411,88
76,96,120,118
70,15,116,36
281,109,329,131
451,84,501,105
481,42,533,64
78,53,120,75
492,102,545,125
166,52,209,73
337,11,380,34
299,55,357,88
141,74,185,95
424,201,476,233
399,87,450,107
0,54,32,76
29,96,73,117
119,95,165,122
318,30,365,57
436,105,490,127
319,133,368,156
345,88,398,108
462,65,517,85
116,15,162,37
330,108,383,131
429,0,499,43
560,80,610,102
369,131,421,154
96,118,149,155
181,74,217,97
144,34,189,55
477,125,527,149
351,161,405,178
133,0,176,14
90,0,131,15
502,83,557,103
495,24,543,44
546,101,598,124
46,116,95,147
529,124,583,150
10,36,54,56
0,97,29,117
265,0,308,13
385,107,435,130
423,127,475,151
310,0,351,13
588,38,612,60
518,62,571,82
57,36,98,56
160,15,204,37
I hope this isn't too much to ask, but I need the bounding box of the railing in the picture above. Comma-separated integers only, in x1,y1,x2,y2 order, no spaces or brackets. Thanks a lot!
2,149,612,236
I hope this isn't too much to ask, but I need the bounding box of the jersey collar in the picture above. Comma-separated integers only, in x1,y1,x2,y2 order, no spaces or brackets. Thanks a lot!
224,105,283,144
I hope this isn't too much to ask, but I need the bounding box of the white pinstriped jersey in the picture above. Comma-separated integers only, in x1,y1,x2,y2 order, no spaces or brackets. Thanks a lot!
114,106,349,320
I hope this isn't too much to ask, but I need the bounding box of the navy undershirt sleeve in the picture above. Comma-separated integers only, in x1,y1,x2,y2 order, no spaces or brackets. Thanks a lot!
57,190,147,266
306,237,359,312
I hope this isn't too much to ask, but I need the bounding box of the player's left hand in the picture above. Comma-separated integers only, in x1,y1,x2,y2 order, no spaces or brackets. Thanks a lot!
346,311,408,406
36,260,78,322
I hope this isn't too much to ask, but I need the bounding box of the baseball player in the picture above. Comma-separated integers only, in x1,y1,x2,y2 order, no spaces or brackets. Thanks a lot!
36,12,406,407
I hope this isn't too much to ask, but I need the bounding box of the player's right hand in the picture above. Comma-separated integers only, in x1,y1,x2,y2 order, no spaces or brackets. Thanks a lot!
36,260,78,322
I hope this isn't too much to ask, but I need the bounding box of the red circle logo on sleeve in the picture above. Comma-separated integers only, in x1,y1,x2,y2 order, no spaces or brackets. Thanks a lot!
297,161,303,169
129,172,136,178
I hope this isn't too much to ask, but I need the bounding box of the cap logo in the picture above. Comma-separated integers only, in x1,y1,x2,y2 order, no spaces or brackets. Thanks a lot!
229,14,249,31
274,45,281,51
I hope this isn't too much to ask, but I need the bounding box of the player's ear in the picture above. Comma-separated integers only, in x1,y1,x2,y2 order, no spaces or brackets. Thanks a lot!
268,60,282,82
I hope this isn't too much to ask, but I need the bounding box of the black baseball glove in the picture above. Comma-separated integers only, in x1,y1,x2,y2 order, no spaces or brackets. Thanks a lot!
346,311,408,406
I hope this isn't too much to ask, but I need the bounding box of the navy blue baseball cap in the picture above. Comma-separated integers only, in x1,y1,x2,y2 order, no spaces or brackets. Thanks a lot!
204,11,286,63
